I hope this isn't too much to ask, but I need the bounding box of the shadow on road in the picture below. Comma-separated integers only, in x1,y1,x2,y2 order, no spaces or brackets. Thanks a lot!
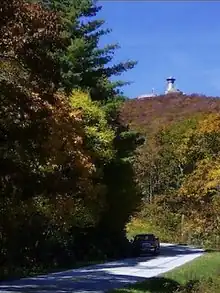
0,276,185,293
159,244,203,257
74,244,203,270
0,273,146,293
0,244,203,293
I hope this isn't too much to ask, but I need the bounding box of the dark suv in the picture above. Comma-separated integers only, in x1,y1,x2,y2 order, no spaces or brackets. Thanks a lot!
131,233,160,256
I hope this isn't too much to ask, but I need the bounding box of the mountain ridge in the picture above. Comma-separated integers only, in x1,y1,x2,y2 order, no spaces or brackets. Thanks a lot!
120,93,220,134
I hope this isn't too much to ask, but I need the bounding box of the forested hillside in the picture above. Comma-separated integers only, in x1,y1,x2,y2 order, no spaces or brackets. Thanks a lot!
1,0,220,282
120,94,220,248
121,94,220,134
0,0,143,280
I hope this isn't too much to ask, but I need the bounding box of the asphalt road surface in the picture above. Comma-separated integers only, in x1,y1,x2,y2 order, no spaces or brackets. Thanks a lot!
0,243,204,293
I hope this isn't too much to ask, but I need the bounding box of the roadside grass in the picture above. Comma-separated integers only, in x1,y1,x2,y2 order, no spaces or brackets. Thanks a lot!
110,252,220,293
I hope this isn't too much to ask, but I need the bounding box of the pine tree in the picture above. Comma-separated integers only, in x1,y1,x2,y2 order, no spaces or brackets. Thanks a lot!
39,0,137,100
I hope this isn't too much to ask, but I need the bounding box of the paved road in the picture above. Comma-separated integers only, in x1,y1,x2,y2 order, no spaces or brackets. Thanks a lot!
0,244,204,293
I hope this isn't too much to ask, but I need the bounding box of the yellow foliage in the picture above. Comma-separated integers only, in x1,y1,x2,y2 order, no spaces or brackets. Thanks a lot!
44,93,95,175
69,90,115,160
179,158,220,198
132,113,220,244
198,113,220,134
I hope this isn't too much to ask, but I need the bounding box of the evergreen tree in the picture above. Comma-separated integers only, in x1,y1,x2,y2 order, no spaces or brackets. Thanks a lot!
39,0,137,100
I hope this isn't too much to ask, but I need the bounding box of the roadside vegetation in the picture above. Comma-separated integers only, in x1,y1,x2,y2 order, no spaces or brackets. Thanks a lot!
1,0,220,283
121,96,220,249
110,252,220,293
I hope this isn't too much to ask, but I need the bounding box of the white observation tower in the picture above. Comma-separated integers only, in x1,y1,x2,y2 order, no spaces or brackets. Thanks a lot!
165,76,180,94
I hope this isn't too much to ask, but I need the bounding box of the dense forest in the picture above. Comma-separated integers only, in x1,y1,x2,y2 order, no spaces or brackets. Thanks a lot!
121,94,220,248
0,0,143,280
1,0,220,282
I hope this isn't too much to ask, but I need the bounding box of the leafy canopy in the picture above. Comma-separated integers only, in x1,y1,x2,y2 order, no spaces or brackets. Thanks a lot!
70,89,115,161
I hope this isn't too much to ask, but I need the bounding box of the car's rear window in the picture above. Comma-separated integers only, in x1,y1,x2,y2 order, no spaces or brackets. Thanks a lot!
135,234,155,241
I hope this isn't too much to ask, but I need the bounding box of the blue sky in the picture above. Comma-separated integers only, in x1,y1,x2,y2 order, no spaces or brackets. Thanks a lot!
97,1,220,98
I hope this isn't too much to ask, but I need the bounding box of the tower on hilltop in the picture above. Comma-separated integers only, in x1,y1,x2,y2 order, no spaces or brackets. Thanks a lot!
136,76,184,99
165,76,182,94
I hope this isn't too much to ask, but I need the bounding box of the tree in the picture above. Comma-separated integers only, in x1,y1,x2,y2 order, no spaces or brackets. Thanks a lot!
38,0,137,99
1,0,144,279
0,0,102,276
0,0,64,201
174,114,220,242
69,89,144,258
70,89,115,161
42,0,144,257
